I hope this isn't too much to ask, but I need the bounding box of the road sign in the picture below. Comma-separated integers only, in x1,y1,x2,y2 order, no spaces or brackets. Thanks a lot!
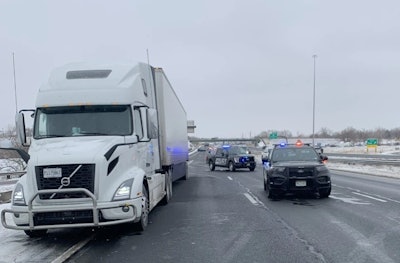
366,138,378,146
269,132,278,139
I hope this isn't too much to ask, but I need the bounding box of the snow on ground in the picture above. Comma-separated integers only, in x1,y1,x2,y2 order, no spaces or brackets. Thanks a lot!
324,145,400,179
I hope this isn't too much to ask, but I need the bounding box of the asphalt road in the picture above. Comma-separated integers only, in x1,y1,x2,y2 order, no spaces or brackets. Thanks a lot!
65,152,400,263
2,151,400,263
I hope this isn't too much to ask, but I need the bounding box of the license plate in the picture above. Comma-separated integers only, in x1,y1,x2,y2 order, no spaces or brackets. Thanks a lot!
43,168,62,178
295,180,306,187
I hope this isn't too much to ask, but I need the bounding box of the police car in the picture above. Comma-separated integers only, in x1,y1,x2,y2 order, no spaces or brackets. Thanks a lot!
208,145,256,172
262,140,331,199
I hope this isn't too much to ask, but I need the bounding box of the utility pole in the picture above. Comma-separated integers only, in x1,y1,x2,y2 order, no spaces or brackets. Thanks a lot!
12,52,18,113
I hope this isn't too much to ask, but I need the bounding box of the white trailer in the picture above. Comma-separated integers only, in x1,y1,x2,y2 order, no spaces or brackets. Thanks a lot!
1,62,189,237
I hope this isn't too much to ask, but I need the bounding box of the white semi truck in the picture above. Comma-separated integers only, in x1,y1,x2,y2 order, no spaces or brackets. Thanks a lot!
1,62,189,237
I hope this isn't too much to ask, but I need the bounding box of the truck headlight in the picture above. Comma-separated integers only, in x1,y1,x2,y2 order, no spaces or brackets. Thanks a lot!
113,179,134,201
12,184,26,206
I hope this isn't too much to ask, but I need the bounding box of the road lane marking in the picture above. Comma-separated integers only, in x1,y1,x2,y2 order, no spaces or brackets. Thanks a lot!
222,232,252,263
352,192,387,202
333,184,400,204
51,233,94,263
243,193,258,205
330,219,396,263
329,195,370,205
227,176,233,181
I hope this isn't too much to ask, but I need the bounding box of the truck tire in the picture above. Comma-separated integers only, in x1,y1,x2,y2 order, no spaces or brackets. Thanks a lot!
24,229,48,238
228,162,235,172
135,185,149,232
161,170,172,205
180,162,188,180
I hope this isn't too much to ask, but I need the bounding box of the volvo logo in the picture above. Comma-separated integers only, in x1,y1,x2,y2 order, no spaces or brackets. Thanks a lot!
61,177,71,187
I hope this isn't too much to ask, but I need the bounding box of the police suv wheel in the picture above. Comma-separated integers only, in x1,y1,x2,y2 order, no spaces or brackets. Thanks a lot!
209,161,215,171
228,162,235,172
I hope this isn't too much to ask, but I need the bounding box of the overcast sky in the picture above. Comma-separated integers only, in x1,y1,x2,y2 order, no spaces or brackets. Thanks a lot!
1,1,399,138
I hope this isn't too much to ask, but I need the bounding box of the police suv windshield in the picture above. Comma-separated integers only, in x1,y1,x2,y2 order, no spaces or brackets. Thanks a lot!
33,105,132,139
228,146,249,154
271,147,319,163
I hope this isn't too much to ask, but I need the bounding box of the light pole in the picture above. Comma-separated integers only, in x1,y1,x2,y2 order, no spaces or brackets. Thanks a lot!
312,54,317,147
12,52,18,114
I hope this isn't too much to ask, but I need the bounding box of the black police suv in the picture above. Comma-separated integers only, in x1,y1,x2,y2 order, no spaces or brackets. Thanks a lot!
262,141,331,199
208,145,256,172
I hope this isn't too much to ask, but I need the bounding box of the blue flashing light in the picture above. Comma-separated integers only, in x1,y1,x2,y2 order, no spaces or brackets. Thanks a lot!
279,142,286,147
222,145,231,148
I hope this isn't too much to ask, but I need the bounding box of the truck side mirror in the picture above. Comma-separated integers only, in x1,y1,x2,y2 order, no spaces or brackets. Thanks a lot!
16,112,27,146
146,108,158,139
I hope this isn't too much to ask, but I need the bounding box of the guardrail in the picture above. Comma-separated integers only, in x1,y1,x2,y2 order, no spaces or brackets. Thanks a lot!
0,171,25,180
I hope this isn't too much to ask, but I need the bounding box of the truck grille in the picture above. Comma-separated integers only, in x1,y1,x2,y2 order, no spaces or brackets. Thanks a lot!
33,210,96,226
35,164,95,199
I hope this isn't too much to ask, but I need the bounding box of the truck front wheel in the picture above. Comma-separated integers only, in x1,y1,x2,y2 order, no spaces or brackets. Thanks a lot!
135,185,149,232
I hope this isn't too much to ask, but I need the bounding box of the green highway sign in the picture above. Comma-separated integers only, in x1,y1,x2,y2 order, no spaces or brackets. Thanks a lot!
366,138,378,146
269,132,278,139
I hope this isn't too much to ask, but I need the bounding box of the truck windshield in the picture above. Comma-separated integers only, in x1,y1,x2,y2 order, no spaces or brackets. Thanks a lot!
33,105,132,139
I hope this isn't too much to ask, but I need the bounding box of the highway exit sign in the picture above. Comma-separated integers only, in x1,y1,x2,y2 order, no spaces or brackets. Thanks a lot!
269,132,278,139
366,138,378,146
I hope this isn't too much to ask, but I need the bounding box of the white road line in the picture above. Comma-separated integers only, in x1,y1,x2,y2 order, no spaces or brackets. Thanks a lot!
352,192,387,203
227,176,233,181
51,234,94,263
243,193,258,205
329,195,370,205
333,184,400,204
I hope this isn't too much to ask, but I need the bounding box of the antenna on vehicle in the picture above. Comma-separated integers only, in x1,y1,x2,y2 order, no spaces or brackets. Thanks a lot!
146,49,154,96
146,48,150,66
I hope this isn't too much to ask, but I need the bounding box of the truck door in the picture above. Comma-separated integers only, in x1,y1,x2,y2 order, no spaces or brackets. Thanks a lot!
135,107,163,204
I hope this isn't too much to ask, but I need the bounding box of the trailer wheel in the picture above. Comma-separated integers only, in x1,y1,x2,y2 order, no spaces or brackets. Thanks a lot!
183,162,188,180
135,185,149,232
179,162,188,180
24,229,48,238
161,170,172,205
